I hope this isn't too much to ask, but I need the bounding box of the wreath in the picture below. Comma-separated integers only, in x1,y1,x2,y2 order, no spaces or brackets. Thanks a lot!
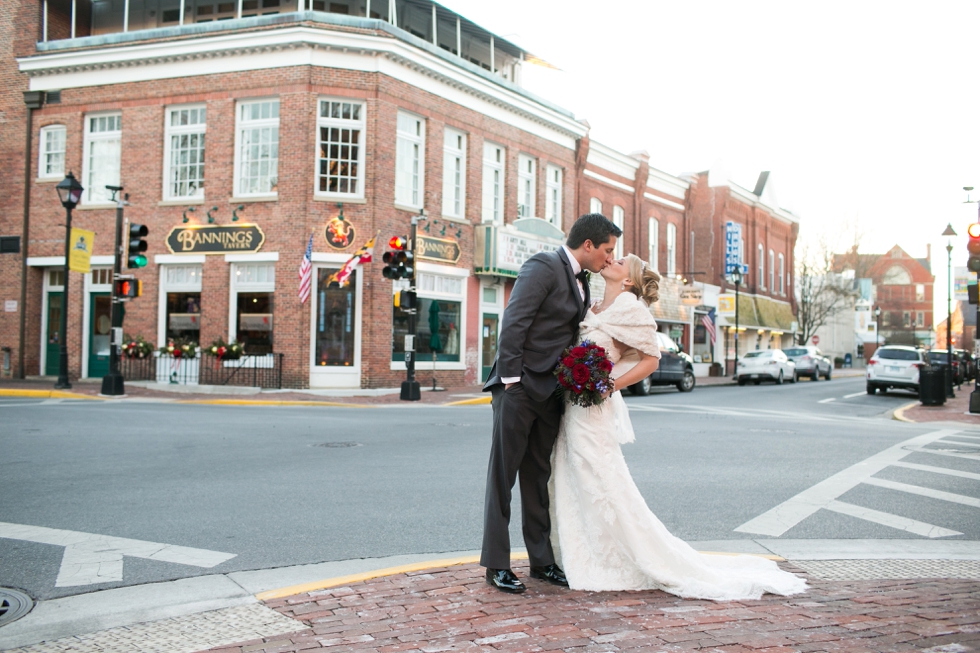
159,338,198,359
122,335,155,359
205,337,244,362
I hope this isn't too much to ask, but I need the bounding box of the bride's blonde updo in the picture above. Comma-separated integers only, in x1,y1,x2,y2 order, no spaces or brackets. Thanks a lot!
625,254,660,305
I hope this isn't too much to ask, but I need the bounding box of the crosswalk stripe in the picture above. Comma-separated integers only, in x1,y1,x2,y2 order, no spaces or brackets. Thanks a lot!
823,500,962,538
938,439,980,448
891,461,980,481
915,447,980,461
951,433,980,440
862,477,980,508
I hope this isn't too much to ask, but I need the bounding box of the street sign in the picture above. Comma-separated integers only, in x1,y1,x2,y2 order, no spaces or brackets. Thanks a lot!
725,221,743,274
812,335,820,345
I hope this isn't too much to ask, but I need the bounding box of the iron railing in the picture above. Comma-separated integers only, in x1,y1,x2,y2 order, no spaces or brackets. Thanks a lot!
199,354,284,389
120,355,156,381
155,354,201,385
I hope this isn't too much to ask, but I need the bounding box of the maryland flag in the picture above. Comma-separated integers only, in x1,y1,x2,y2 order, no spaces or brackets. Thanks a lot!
326,232,378,288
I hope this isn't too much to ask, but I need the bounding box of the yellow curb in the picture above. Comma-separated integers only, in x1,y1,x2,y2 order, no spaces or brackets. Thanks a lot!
443,396,492,406
255,550,783,601
0,389,101,400
176,399,371,408
893,401,918,422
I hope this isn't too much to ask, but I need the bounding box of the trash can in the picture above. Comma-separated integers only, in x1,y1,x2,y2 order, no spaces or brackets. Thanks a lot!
919,367,946,406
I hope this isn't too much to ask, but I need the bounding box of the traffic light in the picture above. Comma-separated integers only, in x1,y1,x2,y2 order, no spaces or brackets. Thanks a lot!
127,223,148,268
968,223,980,273
114,278,142,299
382,236,414,280
393,290,417,309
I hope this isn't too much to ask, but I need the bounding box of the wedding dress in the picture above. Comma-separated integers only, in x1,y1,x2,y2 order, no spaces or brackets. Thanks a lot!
549,292,807,600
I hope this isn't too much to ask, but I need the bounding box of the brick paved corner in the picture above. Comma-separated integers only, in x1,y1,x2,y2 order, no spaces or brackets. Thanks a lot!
197,562,980,653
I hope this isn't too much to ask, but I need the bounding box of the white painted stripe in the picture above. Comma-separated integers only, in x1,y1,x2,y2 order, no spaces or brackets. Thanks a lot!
892,461,980,481
818,398,836,404
734,429,960,536
824,500,961,538
583,168,635,193
643,192,686,211
915,448,980,461
938,439,980,448
843,391,867,399
950,433,980,440
862,477,980,508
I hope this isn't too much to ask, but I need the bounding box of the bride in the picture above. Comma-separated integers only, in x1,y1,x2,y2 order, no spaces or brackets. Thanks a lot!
549,254,807,600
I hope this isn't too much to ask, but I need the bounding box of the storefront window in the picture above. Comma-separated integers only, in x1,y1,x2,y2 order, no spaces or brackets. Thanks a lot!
166,292,201,341
692,322,712,363
316,269,356,366
392,297,461,362
237,293,274,354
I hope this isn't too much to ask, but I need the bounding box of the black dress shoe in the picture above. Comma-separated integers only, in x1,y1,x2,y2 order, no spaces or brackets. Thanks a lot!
530,564,568,587
486,568,526,593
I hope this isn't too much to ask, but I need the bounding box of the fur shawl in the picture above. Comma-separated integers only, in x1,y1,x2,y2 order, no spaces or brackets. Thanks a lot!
596,292,660,359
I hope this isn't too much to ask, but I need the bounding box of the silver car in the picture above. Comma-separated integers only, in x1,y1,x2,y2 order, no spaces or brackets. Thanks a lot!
783,346,832,381
736,349,797,385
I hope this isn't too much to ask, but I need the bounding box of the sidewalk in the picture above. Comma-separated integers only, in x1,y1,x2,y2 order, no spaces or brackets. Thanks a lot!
896,386,980,425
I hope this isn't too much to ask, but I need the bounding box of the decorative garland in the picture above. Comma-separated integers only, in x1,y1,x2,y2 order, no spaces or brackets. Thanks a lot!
159,338,198,359
122,335,155,359
205,337,244,364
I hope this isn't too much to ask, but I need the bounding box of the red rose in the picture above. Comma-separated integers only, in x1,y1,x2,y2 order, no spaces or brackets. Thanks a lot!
572,363,590,385
570,346,588,358
600,359,613,372
573,385,583,394
563,356,576,368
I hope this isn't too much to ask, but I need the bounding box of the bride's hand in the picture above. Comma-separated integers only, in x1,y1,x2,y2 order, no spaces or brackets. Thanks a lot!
600,379,616,399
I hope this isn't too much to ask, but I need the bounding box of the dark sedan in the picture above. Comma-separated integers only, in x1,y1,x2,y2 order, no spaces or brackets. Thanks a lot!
629,332,696,395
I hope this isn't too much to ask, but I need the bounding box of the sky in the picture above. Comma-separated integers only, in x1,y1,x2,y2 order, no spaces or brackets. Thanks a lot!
441,0,980,319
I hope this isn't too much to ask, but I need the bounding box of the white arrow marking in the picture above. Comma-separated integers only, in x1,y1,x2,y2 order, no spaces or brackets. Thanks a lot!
0,522,236,587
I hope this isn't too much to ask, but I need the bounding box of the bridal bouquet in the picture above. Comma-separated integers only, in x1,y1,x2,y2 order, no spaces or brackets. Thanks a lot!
554,340,614,408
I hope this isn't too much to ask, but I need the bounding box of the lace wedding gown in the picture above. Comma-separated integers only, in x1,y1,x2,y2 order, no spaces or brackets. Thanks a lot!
549,293,807,600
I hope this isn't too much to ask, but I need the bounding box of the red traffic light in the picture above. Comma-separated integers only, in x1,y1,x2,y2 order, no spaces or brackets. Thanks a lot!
388,236,407,250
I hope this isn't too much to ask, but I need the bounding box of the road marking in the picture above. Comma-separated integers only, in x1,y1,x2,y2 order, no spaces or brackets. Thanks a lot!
843,391,867,399
735,429,960,536
0,522,236,587
862,477,980,508
915,448,980,461
951,433,980,440
891,461,980,481
818,398,836,404
823,500,962,538
939,439,980,448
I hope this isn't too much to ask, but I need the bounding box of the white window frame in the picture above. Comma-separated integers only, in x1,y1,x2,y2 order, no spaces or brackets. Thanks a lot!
391,263,468,371
228,262,277,345
590,197,602,214
82,112,121,206
545,165,562,229
315,98,366,200
163,104,207,201
310,252,364,388
916,311,924,328
666,222,676,276
441,128,466,220
157,263,204,349
758,243,765,289
517,154,536,218
768,249,775,291
612,206,625,258
395,110,425,210
234,98,279,198
778,253,785,294
648,217,659,272
482,141,505,224
38,124,66,179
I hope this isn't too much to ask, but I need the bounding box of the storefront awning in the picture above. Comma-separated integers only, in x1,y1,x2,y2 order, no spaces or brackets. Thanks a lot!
718,294,796,332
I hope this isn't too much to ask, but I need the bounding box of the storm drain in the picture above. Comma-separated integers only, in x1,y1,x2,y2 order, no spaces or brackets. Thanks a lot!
0,588,32,627
313,441,362,448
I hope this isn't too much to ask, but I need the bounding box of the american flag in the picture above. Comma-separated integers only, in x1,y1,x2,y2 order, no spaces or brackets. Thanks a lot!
325,233,378,288
298,232,314,304
701,308,716,345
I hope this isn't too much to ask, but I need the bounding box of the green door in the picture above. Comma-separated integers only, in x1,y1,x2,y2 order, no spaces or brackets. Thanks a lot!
88,293,111,378
45,291,63,376
481,313,499,383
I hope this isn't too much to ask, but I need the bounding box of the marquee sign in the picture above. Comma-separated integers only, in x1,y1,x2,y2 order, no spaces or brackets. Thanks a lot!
417,235,461,264
166,224,265,255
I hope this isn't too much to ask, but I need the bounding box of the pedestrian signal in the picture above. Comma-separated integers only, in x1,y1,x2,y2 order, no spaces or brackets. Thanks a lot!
115,278,142,299
968,223,980,273
127,224,149,268
393,290,417,309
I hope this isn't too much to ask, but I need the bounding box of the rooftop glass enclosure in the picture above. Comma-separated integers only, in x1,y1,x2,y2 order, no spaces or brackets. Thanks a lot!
40,0,531,84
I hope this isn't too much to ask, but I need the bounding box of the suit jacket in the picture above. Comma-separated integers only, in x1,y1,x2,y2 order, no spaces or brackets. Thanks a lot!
483,248,588,402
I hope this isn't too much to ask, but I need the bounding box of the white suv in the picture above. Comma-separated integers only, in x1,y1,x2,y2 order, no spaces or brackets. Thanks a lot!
867,346,927,394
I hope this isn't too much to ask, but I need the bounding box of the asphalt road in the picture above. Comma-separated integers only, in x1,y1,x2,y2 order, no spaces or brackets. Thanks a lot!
1,375,978,600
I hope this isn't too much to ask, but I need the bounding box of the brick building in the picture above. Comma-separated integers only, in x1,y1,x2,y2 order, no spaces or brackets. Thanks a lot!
867,245,935,350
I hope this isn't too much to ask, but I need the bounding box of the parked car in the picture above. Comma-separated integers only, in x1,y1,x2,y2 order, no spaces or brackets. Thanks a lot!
954,349,975,381
926,350,964,385
867,346,928,394
736,349,796,385
783,346,832,381
629,332,696,395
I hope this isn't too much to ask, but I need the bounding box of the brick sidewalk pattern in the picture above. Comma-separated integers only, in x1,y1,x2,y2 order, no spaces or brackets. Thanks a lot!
902,389,980,425
199,562,980,653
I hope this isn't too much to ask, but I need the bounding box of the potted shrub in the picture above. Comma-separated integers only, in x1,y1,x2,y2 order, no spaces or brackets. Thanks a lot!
834,356,845,369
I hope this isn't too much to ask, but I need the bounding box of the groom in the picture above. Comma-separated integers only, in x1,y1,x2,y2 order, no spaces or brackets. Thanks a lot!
481,213,622,593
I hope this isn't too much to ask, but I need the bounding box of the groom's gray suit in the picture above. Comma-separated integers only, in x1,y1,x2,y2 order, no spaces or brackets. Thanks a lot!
481,247,589,570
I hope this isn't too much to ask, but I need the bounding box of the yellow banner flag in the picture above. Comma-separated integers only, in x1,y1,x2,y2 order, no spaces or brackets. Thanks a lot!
68,227,95,273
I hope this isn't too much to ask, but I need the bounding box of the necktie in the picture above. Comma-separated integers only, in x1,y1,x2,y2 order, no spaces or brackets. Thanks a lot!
575,270,588,283
575,270,589,307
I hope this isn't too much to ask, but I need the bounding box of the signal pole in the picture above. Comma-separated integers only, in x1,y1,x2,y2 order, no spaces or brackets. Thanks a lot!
965,187,980,413
400,211,422,401
101,186,127,397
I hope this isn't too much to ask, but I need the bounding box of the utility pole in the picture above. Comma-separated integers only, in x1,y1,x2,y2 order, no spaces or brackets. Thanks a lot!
101,187,127,397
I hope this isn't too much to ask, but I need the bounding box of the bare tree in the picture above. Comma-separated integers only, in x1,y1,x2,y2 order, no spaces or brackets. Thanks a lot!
795,240,858,346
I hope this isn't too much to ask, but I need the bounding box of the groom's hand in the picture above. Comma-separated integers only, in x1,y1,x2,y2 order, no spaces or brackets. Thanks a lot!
505,382,519,390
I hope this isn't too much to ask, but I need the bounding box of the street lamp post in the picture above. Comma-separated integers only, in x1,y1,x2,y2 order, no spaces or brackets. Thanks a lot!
874,306,881,354
53,172,84,389
943,223,957,398
731,267,743,379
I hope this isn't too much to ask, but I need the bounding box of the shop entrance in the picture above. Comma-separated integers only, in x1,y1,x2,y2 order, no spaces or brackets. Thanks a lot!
88,293,111,378
481,313,499,383
44,291,63,376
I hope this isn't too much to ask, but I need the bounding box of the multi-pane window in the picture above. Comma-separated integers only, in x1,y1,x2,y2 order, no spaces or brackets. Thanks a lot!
778,253,785,294
768,250,775,291
517,154,536,218
392,272,464,363
39,125,66,178
648,218,659,272
83,113,121,204
164,106,206,200
232,263,276,354
236,99,279,196
590,197,602,214
758,244,765,288
545,165,562,228
916,311,924,328
902,311,911,328
482,142,504,223
666,222,676,276
395,111,424,208
317,99,365,197
612,206,625,258
442,128,466,219
915,284,925,301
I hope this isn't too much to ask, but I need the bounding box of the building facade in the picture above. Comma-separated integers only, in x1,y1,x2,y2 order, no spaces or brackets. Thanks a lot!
867,245,935,350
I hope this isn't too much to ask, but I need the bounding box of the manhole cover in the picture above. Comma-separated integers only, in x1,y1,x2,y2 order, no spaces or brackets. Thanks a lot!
313,442,362,448
0,588,32,627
